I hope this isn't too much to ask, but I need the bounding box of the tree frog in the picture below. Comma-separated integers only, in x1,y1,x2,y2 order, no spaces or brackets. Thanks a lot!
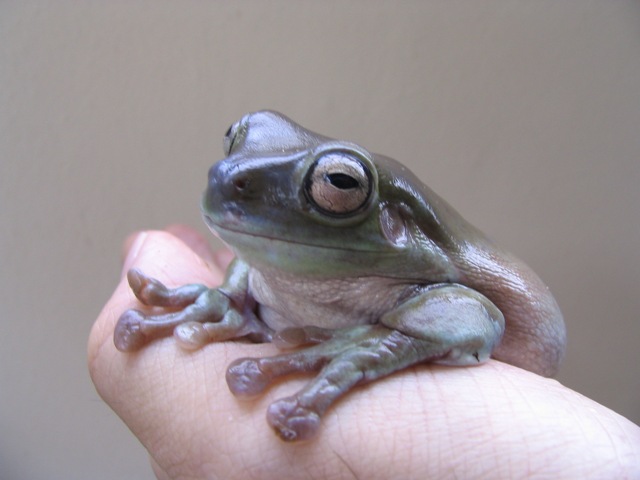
115,110,566,442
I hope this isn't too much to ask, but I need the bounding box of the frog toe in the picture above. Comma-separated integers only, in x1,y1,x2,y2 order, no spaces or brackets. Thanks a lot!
267,397,321,442
127,268,208,308
114,309,147,351
126,268,167,306
226,358,272,397
173,321,210,350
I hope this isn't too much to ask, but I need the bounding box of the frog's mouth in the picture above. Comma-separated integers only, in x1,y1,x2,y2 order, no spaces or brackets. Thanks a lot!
202,211,414,278
202,213,375,253
203,213,458,281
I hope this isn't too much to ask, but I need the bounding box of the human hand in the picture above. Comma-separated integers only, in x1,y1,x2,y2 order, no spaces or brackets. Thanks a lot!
88,226,640,479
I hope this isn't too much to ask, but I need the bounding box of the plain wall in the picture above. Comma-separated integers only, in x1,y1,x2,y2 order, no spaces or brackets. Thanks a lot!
1,1,639,478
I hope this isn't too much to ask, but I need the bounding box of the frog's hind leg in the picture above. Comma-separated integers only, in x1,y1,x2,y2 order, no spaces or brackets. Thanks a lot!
227,284,505,442
226,325,444,442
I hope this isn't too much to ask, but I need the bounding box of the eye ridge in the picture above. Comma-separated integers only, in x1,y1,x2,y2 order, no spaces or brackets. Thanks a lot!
326,172,360,190
223,124,236,155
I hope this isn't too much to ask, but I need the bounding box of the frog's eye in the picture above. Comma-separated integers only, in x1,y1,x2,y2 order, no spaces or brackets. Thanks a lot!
306,152,373,216
223,121,241,156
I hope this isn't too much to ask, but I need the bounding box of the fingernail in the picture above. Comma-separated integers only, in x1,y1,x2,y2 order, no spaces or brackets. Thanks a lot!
121,231,148,276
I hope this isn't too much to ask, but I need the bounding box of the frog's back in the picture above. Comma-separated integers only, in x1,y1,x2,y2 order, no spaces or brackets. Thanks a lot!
374,153,566,376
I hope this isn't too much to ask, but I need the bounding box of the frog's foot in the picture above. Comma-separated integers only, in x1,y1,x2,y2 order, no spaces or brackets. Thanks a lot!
114,269,272,352
226,325,444,442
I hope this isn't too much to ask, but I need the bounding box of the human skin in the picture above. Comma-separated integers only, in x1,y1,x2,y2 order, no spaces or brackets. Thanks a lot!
88,225,640,480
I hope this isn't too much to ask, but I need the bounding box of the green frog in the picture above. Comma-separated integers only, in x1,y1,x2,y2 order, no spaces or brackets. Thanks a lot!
115,111,566,442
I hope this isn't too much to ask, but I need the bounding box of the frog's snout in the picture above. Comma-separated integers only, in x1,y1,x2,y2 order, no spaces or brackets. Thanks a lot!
205,160,252,213
208,160,255,200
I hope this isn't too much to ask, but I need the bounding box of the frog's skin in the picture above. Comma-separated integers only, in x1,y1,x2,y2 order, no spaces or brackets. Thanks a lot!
115,110,566,442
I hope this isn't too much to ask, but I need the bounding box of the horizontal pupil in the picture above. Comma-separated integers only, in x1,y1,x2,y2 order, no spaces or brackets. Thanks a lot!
327,173,359,189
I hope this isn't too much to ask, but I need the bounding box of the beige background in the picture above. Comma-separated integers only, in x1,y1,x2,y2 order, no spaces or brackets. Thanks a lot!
2,1,639,478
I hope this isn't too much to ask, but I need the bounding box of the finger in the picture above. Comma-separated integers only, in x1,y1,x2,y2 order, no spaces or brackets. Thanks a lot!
160,224,234,284
121,227,234,277
165,223,235,270
121,231,144,266
121,231,148,277
164,223,219,264
212,248,235,271
149,456,171,480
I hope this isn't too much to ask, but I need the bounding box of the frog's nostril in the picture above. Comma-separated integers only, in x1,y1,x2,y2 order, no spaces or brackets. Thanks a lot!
232,175,250,192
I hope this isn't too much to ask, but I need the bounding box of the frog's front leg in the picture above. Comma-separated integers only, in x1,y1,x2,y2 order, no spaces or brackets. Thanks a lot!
226,284,505,442
114,259,273,352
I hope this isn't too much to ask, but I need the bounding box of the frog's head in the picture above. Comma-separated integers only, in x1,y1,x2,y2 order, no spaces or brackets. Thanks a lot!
203,111,473,281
